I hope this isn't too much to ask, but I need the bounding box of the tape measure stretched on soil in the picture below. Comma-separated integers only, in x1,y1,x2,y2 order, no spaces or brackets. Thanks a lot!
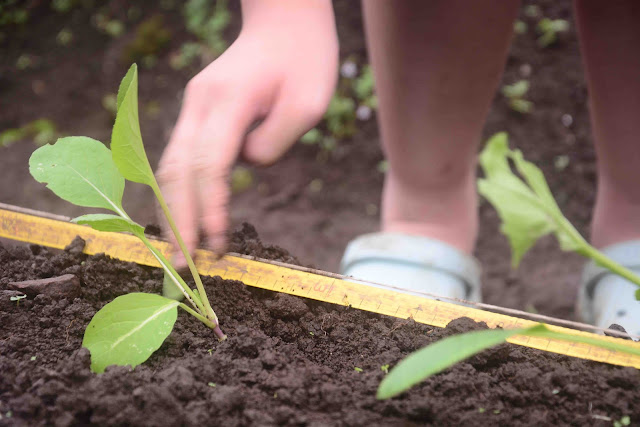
1,205,640,369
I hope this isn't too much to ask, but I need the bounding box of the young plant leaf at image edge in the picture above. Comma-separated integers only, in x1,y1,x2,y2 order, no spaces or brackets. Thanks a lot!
377,324,640,399
478,132,640,296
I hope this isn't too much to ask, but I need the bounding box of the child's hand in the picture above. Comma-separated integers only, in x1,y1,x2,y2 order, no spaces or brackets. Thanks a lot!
158,1,338,263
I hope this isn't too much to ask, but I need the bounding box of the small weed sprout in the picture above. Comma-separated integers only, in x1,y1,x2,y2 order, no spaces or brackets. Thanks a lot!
513,20,527,35
537,18,569,48
29,65,225,373
122,16,171,65
614,416,631,427
302,60,376,155
56,28,73,46
0,119,57,148
184,0,231,56
501,80,532,114
10,294,26,306
354,367,363,373
380,364,389,374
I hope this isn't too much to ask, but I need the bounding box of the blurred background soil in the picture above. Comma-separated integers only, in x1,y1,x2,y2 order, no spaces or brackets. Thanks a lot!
0,0,595,320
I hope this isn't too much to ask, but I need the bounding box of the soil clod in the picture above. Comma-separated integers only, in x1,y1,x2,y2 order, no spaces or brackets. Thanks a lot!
7,274,81,299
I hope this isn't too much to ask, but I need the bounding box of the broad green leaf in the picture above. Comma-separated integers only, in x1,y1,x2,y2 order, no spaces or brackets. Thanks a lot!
377,327,524,399
111,64,156,186
83,293,179,373
377,324,640,399
477,132,586,267
29,136,126,216
73,214,144,235
116,64,137,111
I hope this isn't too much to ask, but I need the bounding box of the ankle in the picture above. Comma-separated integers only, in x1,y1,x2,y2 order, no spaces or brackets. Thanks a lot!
381,173,478,254
591,186,640,248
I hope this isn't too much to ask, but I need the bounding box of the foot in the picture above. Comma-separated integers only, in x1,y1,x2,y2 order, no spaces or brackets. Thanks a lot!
578,240,640,337
340,232,481,302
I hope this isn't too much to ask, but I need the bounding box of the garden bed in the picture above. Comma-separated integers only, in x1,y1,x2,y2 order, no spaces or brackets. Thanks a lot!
1,226,638,426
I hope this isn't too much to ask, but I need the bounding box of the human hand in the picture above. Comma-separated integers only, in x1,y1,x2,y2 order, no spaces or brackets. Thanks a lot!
157,0,338,265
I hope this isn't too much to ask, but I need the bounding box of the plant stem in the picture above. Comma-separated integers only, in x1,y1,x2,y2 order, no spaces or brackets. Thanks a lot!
137,233,205,314
582,244,640,290
149,182,219,326
179,303,227,341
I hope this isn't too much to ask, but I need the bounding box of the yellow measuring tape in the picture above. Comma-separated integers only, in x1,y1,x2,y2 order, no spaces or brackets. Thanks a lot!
2,206,640,369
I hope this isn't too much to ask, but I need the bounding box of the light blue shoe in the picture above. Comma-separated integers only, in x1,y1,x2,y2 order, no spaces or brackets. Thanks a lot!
578,240,640,337
340,232,481,302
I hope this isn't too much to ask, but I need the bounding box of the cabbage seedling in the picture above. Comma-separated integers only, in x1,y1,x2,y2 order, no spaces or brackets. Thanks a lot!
29,64,225,374
376,132,640,399
478,132,640,298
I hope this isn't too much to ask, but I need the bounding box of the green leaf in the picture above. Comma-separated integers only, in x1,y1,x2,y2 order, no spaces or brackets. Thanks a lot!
83,293,179,373
377,327,524,399
29,137,126,215
116,64,137,111
477,133,586,267
501,80,529,98
163,272,186,301
377,324,640,399
73,214,144,235
111,64,156,186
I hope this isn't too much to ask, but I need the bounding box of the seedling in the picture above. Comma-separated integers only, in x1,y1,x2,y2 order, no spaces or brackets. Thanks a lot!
380,364,389,374
614,416,631,427
377,323,640,399
478,132,640,296
536,18,569,48
513,20,527,35
354,367,363,372
170,42,203,70
0,118,57,148
325,94,356,138
10,294,26,306
376,133,640,399
55,28,73,46
29,64,225,374
501,80,532,114
184,0,230,56
123,16,171,64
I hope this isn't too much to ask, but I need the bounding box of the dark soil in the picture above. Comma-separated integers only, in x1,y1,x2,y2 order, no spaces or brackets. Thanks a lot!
1,235,639,426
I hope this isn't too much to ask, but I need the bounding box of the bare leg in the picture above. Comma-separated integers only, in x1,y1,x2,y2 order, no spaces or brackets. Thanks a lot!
575,1,640,249
362,0,519,254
